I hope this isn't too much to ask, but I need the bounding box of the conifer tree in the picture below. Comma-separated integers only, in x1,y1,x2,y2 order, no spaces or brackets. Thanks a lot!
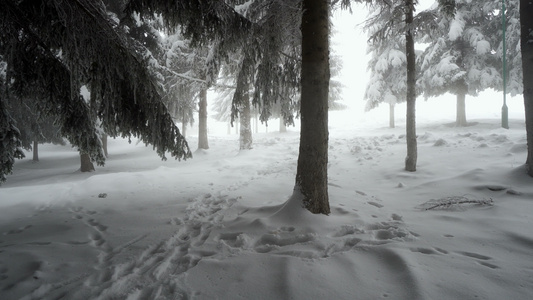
418,0,501,127
0,0,192,182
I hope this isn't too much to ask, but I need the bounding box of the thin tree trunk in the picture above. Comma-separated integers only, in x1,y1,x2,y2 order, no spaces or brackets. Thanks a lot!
520,0,533,176
32,140,39,162
280,117,287,132
295,0,330,215
198,87,209,149
182,108,187,137
80,152,95,172
240,90,253,150
102,134,108,158
389,103,395,129
227,121,231,135
456,91,467,127
254,113,259,133
405,0,417,172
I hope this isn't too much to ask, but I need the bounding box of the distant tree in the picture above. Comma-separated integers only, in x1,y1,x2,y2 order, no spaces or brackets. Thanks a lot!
328,51,347,111
520,0,533,176
364,21,406,128
418,0,501,127
8,95,64,162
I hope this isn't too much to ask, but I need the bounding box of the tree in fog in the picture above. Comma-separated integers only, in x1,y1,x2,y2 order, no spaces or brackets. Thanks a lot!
490,0,522,97
418,0,501,127
519,0,533,176
365,0,419,171
364,21,407,129
0,0,192,181
7,95,64,162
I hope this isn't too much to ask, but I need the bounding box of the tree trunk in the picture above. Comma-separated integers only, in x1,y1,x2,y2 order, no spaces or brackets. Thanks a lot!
254,113,259,133
80,152,95,172
240,91,253,150
227,122,231,135
198,87,209,149
520,0,533,176
32,140,39,162
404,0,417,172
280,117,287,132
295,0,330,215
102,134,108,158
389,103,395,129
456,91,467,127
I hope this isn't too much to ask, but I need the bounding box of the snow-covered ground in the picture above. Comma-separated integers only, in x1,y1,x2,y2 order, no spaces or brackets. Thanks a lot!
1,95,533,300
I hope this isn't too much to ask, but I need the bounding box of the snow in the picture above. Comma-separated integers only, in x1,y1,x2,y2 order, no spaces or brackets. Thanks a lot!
1,94,532,299
448,12,465,41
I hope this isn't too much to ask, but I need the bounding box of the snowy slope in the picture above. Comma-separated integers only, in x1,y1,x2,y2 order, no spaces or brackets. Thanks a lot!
1,99,533,299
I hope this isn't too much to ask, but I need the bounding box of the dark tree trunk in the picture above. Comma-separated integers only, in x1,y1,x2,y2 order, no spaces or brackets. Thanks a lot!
404,0,417,172
32,140,39,162
240,90,253,150
295,0,330,215
102,134,108,158
80,152,95,172
389,103,395,129
456,92,467,127
198,87,209,150
520,0,533,176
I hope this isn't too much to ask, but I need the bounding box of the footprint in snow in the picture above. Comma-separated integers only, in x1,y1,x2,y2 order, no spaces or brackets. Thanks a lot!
3,225,32,235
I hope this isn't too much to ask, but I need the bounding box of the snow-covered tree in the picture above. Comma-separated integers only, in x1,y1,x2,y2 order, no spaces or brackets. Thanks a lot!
489,0,522,97
0,0,193,182
364,21,407,128
418,0,502,127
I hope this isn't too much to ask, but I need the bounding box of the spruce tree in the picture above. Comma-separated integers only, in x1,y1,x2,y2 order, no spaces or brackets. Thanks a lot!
418,0,502,127
0,0,192,182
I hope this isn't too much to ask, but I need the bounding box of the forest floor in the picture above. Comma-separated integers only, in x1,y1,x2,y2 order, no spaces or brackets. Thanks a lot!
1,107,532,299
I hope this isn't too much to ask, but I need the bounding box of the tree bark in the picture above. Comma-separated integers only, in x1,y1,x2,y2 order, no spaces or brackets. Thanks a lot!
520,0,533,176
295,0,330,215
102,134,108,158
405,0,417,172
456,92,467,127
80,152,95,172
240,90,253,150
280,117,287,132
254,113,259,133
389,103,395,129
182,109,187,137
32,140,39,162
198,87,209,150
